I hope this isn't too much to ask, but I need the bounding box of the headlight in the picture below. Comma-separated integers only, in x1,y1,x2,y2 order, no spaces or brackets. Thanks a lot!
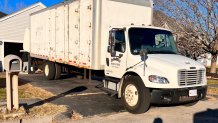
149,75,169,84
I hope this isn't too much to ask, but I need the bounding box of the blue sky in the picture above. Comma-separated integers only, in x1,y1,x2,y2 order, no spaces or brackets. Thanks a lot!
0,0,64,14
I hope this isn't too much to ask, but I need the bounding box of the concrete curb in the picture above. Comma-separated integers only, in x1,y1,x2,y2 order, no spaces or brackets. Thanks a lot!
2,116,53,123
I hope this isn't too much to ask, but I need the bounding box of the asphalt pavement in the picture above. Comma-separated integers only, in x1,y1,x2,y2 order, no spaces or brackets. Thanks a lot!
71,99,218,123
19,73,124,121
18,73,218,123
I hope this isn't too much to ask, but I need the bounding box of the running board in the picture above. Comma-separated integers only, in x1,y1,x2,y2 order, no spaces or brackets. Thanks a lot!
100,87,118,97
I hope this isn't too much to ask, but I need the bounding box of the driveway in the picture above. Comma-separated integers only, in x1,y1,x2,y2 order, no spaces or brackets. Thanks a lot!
19,73,124,120
19,74,218,123
72,99,218,123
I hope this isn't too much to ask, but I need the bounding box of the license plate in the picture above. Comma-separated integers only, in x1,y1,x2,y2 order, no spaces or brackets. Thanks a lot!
189,89,197,96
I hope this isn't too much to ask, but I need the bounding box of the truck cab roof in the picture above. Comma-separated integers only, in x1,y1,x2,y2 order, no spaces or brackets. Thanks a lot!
111,25,172,32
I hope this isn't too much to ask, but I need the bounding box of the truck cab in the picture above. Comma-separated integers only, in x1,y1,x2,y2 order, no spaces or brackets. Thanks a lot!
104,26,207,114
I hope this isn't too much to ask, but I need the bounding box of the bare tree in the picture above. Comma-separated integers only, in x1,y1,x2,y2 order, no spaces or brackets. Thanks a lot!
154,0,218,73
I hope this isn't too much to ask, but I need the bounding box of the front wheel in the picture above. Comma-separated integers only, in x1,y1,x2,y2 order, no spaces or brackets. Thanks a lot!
121,76,151,114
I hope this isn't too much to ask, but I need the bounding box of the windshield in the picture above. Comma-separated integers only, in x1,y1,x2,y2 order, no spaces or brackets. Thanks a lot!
128,28,178,55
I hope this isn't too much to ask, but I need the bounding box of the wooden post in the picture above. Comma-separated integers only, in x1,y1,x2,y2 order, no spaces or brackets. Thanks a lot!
6,72,12,111
12,73,19,109
6,72,19,111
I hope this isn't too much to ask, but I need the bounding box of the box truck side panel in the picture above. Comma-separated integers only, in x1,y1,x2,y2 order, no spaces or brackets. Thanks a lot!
31,11,45,56
30,0,152,70
55,6,65,63
64,5,69,64
68,1,80,66
43,11,50,58
99,0,153,67
79,0,93,68
48,9,56,61
30,9,50,59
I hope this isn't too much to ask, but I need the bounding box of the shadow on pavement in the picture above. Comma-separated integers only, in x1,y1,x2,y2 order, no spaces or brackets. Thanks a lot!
26,86,87,111
153,117,163,123
193,109,218,123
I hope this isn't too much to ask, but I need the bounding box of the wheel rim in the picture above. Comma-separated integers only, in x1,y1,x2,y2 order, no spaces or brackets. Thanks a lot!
45,64,49,76
124,84,139,107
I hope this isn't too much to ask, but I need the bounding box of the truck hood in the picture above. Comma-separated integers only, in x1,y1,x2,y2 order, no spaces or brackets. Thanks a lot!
131,54,206,88
146,54,205,70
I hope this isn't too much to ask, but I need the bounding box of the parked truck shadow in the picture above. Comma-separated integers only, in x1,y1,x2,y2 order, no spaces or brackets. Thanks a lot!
26,86,87,111
193,109,218,123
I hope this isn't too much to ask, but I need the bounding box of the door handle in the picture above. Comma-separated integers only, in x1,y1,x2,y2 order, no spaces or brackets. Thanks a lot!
106,58,109,66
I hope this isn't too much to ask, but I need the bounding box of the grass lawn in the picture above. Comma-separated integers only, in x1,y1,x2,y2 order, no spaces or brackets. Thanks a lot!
207,79,218,85
0,74,54,100
0,88,26,99
207,79,218,95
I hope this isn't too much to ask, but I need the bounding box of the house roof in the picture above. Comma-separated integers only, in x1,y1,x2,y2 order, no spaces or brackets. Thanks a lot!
0,11,7,18
0,2,46,22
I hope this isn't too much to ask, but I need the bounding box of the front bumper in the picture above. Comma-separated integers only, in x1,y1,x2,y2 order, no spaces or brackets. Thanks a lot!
151,86,207,104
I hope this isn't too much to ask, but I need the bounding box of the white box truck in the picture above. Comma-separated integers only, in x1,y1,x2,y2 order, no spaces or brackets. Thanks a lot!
24,0,207,114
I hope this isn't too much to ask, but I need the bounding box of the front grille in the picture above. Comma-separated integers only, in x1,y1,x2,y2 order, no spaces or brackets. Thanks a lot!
178,69,205,86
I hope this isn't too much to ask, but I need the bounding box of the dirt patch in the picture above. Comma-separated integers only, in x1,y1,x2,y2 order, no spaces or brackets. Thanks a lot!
71,112,83,121
206,95,217,101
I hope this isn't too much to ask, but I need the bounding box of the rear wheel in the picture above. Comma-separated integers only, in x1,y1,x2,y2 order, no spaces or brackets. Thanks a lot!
121,76,151,114
44,61,55,80
54,63,61,80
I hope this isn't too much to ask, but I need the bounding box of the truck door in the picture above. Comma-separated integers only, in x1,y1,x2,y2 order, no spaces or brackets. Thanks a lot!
105,29,127,78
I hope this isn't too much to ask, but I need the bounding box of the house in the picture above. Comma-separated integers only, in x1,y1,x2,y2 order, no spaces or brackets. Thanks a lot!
0,2,46,71
0,11,7,18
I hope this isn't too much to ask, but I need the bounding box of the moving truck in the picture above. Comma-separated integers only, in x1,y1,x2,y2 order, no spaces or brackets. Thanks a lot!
24,0,207,114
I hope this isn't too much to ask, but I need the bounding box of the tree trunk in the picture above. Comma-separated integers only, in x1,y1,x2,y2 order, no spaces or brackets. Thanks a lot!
210,54,217,73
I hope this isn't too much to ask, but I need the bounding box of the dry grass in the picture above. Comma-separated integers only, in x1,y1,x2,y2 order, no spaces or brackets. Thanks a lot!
0,72,67,121
19,84,54,99
0,104,68,121
207,79,218,95
28,103,68,117
207,79,218,85
207,87,218,95
0,72,54,99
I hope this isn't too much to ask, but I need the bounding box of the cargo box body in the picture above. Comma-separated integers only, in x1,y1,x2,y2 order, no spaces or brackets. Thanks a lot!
28,0,153,70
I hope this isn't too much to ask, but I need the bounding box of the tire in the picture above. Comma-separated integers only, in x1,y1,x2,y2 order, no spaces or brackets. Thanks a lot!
44,61,55,80
54,63,61,80
121,76,151,114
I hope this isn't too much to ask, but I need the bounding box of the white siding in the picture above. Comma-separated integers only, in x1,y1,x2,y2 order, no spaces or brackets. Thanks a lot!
0,3,46,43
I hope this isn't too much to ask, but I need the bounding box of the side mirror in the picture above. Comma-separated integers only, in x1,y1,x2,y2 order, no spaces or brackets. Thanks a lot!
140,49,148,61
119,54,123,58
